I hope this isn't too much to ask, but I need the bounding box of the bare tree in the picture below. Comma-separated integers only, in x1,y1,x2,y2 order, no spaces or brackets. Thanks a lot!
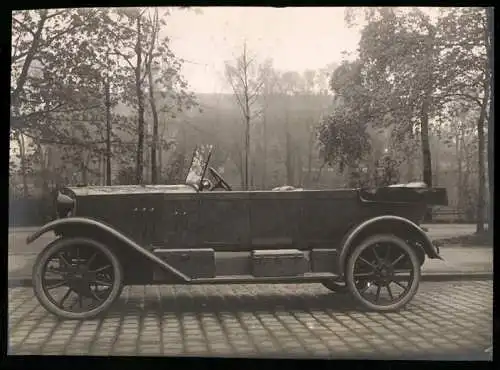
146,9,161,184
225,42,264,190
112,8,155,185
257,59,278,189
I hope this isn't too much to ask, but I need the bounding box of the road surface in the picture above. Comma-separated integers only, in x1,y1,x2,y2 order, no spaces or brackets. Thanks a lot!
7,281,492,360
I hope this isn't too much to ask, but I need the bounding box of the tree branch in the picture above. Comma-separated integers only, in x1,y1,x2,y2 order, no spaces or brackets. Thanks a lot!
12,17,36,37
11,9,48,105
114,48,135,69
45,9,68,20
438,92,483,107
141,9,159,86
226,72,247,115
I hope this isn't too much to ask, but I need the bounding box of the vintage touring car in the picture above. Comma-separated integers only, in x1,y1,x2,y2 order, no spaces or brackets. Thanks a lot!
27,147,447,320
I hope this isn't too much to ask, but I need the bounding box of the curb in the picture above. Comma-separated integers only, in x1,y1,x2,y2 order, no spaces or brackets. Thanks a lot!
8,272,493,288
420,272,493,282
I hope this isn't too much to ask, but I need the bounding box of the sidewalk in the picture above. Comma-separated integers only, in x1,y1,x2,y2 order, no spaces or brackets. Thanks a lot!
8,226,41,234
421,246,493,281
8,246,493,285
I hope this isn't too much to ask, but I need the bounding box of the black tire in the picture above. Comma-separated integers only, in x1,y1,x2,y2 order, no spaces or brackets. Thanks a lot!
32,237,124,320
322,280,348,293
346,234,421,312
322,279,370,294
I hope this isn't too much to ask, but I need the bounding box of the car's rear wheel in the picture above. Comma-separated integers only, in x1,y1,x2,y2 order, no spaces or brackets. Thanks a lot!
32,237,123,320
346,234,421,312
322,279,369,294
322,280,348,293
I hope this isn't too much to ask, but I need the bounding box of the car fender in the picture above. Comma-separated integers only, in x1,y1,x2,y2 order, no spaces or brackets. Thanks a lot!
337,215,442,277
26,217,191,282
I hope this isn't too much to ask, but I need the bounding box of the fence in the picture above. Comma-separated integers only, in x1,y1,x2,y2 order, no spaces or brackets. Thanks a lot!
431,206,489,224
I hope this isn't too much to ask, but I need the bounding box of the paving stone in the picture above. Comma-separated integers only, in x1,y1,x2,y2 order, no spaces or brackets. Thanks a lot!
6,281,493,359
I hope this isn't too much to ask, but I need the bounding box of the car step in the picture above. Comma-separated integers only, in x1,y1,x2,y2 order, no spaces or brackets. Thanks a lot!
190,272,338,285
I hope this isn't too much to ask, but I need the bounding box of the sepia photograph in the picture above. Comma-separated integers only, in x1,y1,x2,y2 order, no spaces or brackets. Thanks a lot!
8,6,493,360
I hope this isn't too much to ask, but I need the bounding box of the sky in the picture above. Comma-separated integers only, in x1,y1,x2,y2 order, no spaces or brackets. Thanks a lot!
164,7,361,94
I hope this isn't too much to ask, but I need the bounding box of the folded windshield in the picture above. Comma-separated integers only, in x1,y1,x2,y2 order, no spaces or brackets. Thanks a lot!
185,145,213,186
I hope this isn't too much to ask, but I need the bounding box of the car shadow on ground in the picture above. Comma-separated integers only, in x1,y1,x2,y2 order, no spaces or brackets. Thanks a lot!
105,291,370,317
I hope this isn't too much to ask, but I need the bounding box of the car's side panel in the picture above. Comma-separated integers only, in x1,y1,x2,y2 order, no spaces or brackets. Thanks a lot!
301,190,360,249
155,194,201,248
249,191,302,249
74,194,147,243
197,192,250,250
360,200,427,225
177,198,200,248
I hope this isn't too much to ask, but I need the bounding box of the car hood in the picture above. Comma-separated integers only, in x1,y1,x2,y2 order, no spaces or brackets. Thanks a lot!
66,185,197,196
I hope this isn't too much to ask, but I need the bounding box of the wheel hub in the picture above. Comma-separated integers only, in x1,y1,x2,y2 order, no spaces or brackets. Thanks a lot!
63,265,96,296
374,262,393,285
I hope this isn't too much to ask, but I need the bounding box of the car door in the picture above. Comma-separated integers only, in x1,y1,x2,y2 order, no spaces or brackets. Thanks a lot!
135,193,165,247
197,191,250,251
248,191,303,249
155,193,200,249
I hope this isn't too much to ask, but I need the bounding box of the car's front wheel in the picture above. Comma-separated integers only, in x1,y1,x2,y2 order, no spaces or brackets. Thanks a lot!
345,234,421,312
32,237,123,320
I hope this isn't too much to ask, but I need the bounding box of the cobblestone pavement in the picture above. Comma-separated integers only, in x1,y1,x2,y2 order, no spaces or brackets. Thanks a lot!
8,281,492,360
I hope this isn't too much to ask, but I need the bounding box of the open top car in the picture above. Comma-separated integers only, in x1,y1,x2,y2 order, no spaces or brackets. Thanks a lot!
27,146,448,320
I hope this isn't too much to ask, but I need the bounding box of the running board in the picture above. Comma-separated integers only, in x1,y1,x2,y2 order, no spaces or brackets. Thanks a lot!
189,272,338,285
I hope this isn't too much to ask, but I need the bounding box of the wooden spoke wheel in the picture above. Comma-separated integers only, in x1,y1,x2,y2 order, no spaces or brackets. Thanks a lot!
32,237,123,320
346,234,421,312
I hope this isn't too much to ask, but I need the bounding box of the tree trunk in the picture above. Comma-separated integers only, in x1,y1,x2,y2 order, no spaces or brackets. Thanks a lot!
420,93,433,221
420,102,433,188
407,155,415,182
486,7,494,235
306,123,314,187
476,79,489,233
261,111,268,189
285,131,293,185
250,159,255,189
433,143,439,186
456,128,463,212
46,146,53,187
145,10,160,184
99,152,104,185
285,99,293,185
135,16,145,185
105,76,112,186
244,117,250,190
37,143,50,196
313,163,325,185
296,146,303,187
148,66,159,184
17,133,29,197
159,121,166,183
238,148,245,189
11,10,48,109
81,152,89,185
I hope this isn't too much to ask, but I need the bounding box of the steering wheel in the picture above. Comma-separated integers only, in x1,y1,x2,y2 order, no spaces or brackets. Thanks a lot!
208,167,232,191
